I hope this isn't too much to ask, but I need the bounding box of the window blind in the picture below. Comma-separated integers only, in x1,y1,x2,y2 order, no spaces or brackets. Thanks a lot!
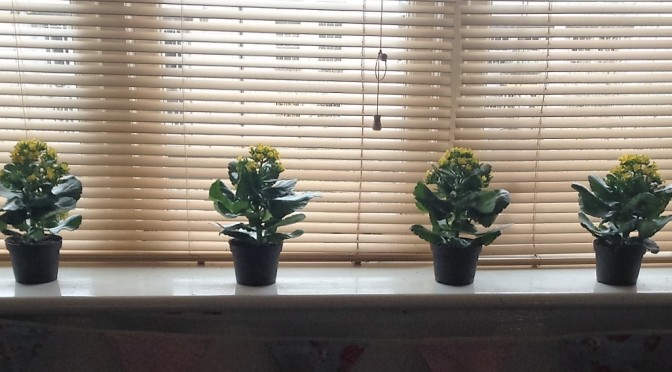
0,0,453,262
460,0,672,265
1,0,672,266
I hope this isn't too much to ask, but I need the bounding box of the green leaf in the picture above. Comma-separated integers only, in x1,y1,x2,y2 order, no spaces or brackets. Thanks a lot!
453,219,478,235
48,214,82,235
472,190,497,214
434,167,457,183
470,189,510,215
227,161,240,186
235,167,261,201
55,196,78,211
268,192,319,219
1,209,27,226
640,238,660,254
218,222,257,243
273,179,297,189
265,230,304,244
221,230,257,243
208,179,234,203
577,212,603,238
0,183,17,199
617,219,637,236
268,213,305,229
52,176,83,200
213,201,238,219
571,183,611,218
446,237,474,249
413,182,452,220
218,221,254,231
263,179,298,199
26,194,58,209
655,184,672,195
463,174,484,191
654,185,672,209
228,200,250,216
623,192,662,219
654,194,672,216
470,190,510,227
209,180,249,217
473,229,502,247
472,223,511,246
587,175,612,201
284,230,304,239
631,177,651,195
2,196,24,211
410,224,445,244
435,218,450,230
260,166,282,183
492,189,511,213
27,229,45,243
636,215,672,240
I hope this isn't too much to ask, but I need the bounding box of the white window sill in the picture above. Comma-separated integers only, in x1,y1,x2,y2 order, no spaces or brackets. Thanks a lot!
1,263,671,298
2,263,672,338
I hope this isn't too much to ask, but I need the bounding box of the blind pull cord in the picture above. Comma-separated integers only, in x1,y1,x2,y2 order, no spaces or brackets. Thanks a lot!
373,0,387,131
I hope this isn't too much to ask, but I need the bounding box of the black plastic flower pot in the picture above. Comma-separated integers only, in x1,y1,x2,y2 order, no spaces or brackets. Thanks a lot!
430,243,483,286
5,236,62,285
594,240,646,286
229,239,282,286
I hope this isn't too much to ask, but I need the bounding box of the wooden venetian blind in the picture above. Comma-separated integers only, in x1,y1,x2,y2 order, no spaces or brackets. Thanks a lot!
2,0,672,266
0,0,454,262
459,0,672,265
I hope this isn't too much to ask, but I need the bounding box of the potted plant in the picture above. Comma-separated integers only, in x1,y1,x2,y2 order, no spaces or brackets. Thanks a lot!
410,147,511,286
0,139,83,284
209,144,319,286
571,154,672,286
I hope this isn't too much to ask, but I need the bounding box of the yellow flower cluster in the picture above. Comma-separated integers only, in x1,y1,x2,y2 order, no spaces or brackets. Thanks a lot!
5,139,70,185
437,147,479,173
236,144,285,178
249,144,280,163
248,144,285,172
425,147,490,187
11,138,47,164
610,153,663,185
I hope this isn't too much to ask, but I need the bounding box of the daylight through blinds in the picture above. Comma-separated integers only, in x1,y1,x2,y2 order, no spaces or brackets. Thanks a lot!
0,1,671,265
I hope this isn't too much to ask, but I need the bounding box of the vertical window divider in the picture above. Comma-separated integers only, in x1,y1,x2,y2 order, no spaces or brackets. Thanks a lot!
10,0,28,138
532,1,554,266
178,1,193,261
451,1,461,146
355,0,370,264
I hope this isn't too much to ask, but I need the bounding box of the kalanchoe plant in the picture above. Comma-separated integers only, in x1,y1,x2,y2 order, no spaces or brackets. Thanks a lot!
209,144,320,245
411,147,511,248
571,154,672,253
0,139,83,244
